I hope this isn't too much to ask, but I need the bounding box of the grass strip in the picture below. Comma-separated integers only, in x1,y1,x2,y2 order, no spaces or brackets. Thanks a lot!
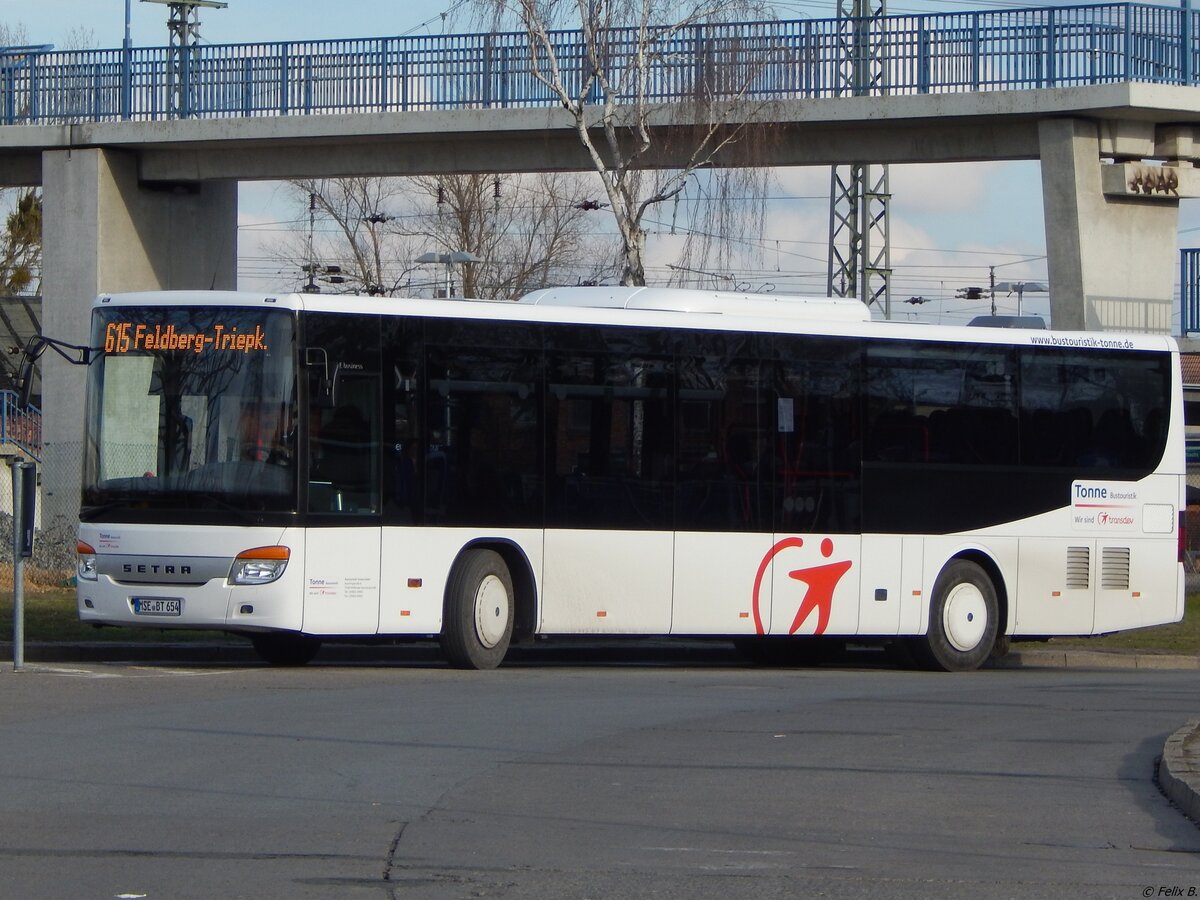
0,590,229,643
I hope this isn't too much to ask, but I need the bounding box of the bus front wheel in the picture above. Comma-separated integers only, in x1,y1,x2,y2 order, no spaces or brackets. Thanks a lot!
911,559,998,672
441,549,514,670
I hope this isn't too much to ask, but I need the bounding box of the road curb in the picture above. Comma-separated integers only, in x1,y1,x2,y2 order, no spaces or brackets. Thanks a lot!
1160,720,1200,825
992,648,1200,670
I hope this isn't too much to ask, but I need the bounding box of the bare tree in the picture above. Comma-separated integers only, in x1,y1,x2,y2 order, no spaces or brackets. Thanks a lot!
467,0,780,285
286,177,420,295
0,19,91,48
0,22,32,124
0,22,30,46
278,173,615,299
61,27,97,50
414,173,612,298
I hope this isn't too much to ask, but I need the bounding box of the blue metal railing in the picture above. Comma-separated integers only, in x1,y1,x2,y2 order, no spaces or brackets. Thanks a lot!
1183,248,1200,335
0,390,40,461
0,3,1196,125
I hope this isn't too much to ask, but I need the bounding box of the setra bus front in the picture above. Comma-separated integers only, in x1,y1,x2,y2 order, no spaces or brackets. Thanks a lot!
75,294,309,655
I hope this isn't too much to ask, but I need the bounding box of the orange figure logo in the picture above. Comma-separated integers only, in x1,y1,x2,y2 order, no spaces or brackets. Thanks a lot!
751,537,853,636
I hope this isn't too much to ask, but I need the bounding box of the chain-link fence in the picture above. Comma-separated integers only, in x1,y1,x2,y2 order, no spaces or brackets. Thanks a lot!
0,511,77,573
0,440,82,584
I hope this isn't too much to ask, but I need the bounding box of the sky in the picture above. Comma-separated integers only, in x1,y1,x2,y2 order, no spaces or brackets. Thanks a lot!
5,0,1198,326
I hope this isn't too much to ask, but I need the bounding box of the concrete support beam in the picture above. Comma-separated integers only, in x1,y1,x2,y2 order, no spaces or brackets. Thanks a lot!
40,148,236,524
1156,125,1200,167
1101,161,1200,198
1097,119,1156,161
1038,118,1178,334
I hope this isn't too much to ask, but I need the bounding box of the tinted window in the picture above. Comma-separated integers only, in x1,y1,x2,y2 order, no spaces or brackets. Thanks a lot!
1020,349,1168,474
774,335,861,533
382,318,424,525
866,341,1018,466
546,325,673,530
305,314,381,517
425,319,542,527
676,331,770,532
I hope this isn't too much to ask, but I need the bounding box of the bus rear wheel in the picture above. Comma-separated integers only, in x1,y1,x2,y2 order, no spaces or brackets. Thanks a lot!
441,549,514,670
911,559,998,672
250,632,322,666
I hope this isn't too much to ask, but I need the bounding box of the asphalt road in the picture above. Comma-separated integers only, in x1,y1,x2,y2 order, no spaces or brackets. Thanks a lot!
2,655,1200,899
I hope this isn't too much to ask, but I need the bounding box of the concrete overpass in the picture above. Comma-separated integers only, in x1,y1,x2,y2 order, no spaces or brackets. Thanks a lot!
6,82,1200,325
3,81,1195,327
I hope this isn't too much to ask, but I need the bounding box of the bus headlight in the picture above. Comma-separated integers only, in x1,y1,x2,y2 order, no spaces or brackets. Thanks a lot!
76,541,98,582
230,546,290,585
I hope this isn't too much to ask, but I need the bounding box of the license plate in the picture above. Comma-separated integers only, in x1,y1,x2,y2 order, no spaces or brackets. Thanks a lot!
131,597,182,617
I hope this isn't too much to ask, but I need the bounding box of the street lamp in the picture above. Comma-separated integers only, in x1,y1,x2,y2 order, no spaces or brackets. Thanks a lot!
416,250,483,298
994,281,1048,316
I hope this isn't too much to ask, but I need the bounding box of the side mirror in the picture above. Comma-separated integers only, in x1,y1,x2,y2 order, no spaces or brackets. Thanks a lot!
14,335,90,407
16,337,44,408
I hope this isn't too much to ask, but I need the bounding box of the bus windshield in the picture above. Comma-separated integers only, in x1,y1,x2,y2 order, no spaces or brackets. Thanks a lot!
82,306,298,519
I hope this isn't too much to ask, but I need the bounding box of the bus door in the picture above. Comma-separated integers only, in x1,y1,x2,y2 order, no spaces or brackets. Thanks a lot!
302,314,383,635
544,332,674,634
767,337,863,637
671,338,775,635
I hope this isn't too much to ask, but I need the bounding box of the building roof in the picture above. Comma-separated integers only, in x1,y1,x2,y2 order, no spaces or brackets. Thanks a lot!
1184,353,1200,388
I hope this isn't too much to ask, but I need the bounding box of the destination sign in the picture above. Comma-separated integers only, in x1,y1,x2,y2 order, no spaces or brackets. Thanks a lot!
104,322,269,354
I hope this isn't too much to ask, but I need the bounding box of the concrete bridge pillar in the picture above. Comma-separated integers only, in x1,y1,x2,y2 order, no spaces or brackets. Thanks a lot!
39,147,237,525
1038,118,1179,334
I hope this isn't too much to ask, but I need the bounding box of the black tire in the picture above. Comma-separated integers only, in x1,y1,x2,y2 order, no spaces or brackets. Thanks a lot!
250,632,322,666
441,549,514,670
989,633,1012,661
911,559,999,672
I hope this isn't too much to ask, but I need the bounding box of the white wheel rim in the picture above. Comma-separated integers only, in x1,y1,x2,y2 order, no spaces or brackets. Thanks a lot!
942,582,988,653
474,574,510,649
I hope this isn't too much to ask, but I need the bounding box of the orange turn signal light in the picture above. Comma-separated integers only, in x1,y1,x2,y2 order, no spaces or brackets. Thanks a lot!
235,545,290,561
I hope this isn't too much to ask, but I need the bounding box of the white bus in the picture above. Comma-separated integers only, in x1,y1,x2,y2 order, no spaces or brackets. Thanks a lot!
75,287,1185,671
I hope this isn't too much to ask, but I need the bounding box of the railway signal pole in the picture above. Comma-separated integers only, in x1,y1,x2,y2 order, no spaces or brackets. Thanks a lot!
827,0,893,319
141,0,228,118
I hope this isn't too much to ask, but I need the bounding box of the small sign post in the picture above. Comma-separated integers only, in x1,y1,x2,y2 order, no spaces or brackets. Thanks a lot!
11,461,34,672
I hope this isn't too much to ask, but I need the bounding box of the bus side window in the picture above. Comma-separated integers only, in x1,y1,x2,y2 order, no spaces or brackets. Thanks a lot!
304,313,382,515
320,405,369,483
309,393,380,514
424,319,541,528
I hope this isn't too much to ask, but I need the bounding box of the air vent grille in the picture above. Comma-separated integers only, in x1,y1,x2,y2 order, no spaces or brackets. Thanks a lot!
1101,547,1131,591
1066,546,1090,590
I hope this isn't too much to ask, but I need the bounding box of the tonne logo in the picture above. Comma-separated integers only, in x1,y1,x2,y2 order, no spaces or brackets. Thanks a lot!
751,537,853,635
